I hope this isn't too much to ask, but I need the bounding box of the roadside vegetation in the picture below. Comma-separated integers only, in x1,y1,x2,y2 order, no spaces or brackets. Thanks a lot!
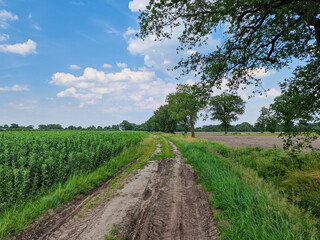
0,131,153,239
164,134,319,239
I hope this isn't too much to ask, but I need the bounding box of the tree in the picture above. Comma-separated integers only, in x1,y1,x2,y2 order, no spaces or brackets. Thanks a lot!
120,120,135,131
139,1,320,90
166,84,207,137
153,104,178,133
255,107,278,133
208,93,245,134
10,123,19,129
138,1,320,146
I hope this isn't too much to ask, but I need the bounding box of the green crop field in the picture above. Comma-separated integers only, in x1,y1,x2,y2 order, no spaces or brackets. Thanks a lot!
0,131,147,212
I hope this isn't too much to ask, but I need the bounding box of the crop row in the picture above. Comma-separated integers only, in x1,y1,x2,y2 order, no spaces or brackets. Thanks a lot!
0,131,147,210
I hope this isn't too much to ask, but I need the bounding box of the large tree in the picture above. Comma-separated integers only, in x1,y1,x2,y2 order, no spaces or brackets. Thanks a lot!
138,0,320,148
208,93,246,134
153,104,178,133
139,0,320,90
166,84,207,137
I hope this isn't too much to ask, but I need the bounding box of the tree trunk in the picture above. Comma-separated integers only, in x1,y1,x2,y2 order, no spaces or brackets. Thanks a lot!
190,117,195,138
224,126,228,134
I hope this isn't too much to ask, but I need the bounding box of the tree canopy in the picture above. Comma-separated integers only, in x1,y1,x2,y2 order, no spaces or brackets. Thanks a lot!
166,84,207,137
139,0,320,92
208,93,246,134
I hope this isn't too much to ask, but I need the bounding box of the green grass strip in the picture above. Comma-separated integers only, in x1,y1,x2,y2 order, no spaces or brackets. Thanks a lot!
165,134,318,240
0,134,157,239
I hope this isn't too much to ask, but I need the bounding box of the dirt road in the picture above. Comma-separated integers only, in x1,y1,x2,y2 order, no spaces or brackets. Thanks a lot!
16,139,219,240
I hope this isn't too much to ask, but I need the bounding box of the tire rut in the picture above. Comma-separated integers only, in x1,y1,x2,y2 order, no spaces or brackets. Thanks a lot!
119,140,220,240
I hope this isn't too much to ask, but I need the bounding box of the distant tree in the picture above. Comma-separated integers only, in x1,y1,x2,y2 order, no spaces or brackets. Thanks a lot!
3,124,9,129
67,125,77,130
10,123,19,129
234,122,254,132
166,84,207,137
208,93,246,134
120,120,134,131
111,125,120,131
26,125,34,130
255,107,278,133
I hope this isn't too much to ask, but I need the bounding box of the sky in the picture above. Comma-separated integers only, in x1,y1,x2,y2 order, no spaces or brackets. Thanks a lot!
0,0,295,127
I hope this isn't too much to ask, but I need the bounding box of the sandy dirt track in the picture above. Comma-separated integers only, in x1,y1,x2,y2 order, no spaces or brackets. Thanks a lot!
15,139,219,240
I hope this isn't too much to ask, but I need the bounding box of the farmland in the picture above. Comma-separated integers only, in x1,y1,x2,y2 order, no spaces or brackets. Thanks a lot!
0,131,147,212
0,131,319,239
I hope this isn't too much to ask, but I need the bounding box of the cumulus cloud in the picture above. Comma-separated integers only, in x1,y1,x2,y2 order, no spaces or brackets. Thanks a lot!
248,68,276,78
116,62,128,68
134,97,161,110
69,64,81,70
127,26,220,74
102,63,112,68
0,39,37,55
123,27,139,38
128,0,149,12
50,67,176,108
0,84,29,91
0,33,9,42
0,9,18,29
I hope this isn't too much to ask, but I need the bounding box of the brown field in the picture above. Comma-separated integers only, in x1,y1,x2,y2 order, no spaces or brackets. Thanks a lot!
198,135,320,150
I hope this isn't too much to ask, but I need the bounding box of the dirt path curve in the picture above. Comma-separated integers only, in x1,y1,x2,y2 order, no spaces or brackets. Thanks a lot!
17,139,219,240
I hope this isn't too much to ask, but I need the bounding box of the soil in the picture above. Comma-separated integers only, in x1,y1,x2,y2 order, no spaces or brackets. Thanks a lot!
14,139,219,240
199,135,320,150
199,135,285,149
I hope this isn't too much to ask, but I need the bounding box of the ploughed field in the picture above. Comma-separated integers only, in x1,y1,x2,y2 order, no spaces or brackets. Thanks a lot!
198,134,320,149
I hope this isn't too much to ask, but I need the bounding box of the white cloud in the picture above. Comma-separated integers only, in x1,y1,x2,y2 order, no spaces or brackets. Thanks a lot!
0,10,18,29
33,23,41,31
0,33,9,42
256,88,281,99
0,84,29,91
185,79,195,86
50,67,176,108
69,64,81,70
186,50,197,55
116,62,128,68
0,39,37,55
102,63,112,68
128,0,149,12
127,27,220,74
28,13,32,19
123,27,139,38
134,97,161,110
248,68,276,78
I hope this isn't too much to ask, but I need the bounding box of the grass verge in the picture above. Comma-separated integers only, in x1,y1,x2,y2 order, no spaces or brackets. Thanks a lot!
0,134,156,239
164,134,319,240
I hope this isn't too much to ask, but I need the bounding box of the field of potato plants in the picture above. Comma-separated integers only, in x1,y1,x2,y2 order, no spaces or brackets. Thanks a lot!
0,131,147,211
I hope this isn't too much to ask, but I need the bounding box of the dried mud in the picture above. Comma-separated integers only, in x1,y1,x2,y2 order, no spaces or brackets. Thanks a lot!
14,140,219,240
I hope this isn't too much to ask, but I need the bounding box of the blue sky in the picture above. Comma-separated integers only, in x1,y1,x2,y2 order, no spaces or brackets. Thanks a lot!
0,0,293,127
